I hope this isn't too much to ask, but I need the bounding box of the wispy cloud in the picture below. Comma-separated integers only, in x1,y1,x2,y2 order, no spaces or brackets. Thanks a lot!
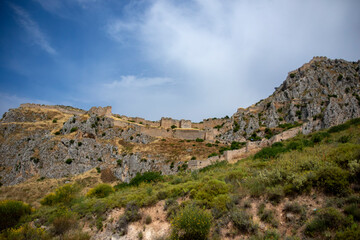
104,76,173,88
11,4,57,55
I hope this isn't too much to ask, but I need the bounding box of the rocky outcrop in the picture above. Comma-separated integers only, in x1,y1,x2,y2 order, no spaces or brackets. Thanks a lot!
217,57,360,142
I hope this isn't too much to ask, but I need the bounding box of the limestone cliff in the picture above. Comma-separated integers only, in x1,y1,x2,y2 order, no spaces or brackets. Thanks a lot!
217,57,360,142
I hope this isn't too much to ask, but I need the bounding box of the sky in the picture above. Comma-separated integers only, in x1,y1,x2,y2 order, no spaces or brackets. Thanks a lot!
0,0,359,122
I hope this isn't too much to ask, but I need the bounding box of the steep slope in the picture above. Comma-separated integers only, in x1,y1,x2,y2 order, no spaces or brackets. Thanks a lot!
217,56,360,142
0,57,359,187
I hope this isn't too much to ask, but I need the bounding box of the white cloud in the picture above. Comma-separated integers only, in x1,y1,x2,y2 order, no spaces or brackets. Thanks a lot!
105,0,360,121
11,4,57,55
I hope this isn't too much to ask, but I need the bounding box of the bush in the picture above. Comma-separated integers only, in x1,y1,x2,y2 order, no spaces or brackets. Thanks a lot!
230,209,257,233
344,204,360,221
170,204,212,240
283,202,303,214
2,223,50,240
171,125,176,129
145,215,152,224
40,184,78,206
304,207,344,236
70,127,78,133
335,223,360,240
208,152,218,158
129,172,163,186
87,184,114,198
65,158,73,164
195,138,204,142
0,200,32,231
52,210,77,235
311,132,329,144
316,166,350,195
254,144,287,160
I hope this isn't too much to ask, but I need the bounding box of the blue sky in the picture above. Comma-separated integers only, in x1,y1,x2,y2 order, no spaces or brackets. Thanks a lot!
1,0,360,122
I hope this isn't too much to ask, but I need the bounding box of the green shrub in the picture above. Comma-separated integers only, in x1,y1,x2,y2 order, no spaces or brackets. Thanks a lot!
145,215,152,224
193,179,229,207
129,172,163,186
191,156,196,160
337,74,343,81
230,209,257,233
40,184,78,206
195,138,204,142
335,223,360,240
170,204,212,240
65,158,73,164
70,127,78,133
278,122,301,130
316,166,349,195
233,121,240,132
328,122,350,133
208,152,218,158
52,118,57,123
87,184,114,198
283,202,303,214
338,135,351,143
304,207,344,236
0,200,32,231
171,125,176,129
2,223,50,240
290,73,295,78
344,204,360,221
254,144,287,160
311,131,329,143
52,210,78,235
266,186,284,205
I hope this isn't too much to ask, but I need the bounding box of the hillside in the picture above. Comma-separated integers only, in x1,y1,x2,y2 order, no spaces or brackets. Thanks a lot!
1,114,360,239
0,56,360,239
0,57,359,187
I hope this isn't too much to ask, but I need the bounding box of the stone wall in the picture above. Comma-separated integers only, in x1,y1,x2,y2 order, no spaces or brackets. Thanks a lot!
188,126,304,169
87,106,112,117
173,129,205,140
160,117,179,129
180,119,192,128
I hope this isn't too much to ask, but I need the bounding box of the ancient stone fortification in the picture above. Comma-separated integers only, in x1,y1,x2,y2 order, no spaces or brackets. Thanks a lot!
87,106,112,117
189,126,302,169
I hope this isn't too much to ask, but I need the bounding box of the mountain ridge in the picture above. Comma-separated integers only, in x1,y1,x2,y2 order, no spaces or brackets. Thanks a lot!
0,56,359,186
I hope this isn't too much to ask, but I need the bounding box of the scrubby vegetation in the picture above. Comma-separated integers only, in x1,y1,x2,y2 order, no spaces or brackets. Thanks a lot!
1,118,360,239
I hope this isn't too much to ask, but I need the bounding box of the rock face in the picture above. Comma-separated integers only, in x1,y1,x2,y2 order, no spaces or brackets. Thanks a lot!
216,57,360,142
0,57,359,186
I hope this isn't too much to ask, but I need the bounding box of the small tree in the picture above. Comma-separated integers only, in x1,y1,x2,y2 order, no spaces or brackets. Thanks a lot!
171,204,212,240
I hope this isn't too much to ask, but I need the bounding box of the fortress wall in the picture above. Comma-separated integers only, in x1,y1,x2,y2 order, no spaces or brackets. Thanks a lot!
173,129,205,140
202,118,227,129
179,119,192,128
189,126,303,170
140,127,173,138
160,118,180,129
269,126,302,144
88,106,112,117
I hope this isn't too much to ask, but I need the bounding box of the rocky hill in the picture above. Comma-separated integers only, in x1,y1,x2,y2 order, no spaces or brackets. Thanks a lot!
0,57,359,187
